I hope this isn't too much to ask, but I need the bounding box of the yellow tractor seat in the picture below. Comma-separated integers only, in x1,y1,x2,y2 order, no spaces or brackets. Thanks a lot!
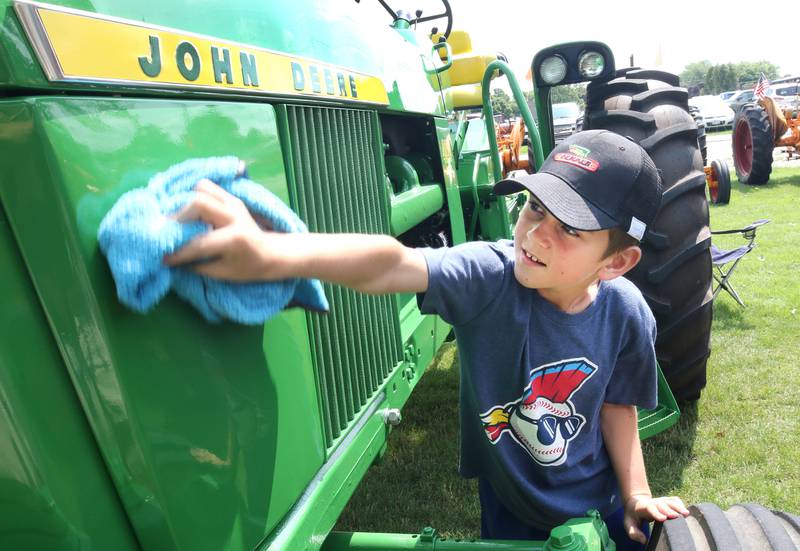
431,30,498,109
443,85,483,110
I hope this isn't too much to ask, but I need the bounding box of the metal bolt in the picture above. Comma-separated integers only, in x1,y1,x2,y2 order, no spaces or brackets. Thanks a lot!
382,408,402,426
420,526,436,542
545,526,584,550
550,527,574,546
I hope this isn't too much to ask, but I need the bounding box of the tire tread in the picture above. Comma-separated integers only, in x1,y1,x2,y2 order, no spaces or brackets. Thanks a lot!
586,70,712,400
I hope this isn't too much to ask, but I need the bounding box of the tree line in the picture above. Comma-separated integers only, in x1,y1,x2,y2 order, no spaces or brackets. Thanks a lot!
679,60,781,95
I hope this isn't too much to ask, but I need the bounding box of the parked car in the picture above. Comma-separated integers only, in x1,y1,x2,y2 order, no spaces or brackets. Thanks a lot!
770,75,800,85
764,82,800,111
725,89,755,114
689,95,735,130
719,90,737,101
551,101,581,143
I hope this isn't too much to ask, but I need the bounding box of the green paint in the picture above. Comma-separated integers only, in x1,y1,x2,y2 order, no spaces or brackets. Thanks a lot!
534,86,555,156
322,530,547,550
211,46,233,84
453,118,506,240
175,40,201,81
638,365,680,440
319,513,611,550
0,200,140,550
138,35,162,77
435,118,467,244
0,97,321,551
385,155,420,193
240,51,259,86
390,183,445,236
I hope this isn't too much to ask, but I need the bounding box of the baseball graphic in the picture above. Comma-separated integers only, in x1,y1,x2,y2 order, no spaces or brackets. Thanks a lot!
481,359,596,466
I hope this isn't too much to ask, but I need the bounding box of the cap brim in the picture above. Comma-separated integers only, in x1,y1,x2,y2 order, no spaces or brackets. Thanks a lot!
494,172,617,231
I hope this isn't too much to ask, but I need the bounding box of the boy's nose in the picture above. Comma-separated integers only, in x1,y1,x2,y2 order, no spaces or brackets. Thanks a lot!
527,217,556,247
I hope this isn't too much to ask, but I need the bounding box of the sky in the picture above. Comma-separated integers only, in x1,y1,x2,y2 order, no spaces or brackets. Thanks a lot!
398,0,798,90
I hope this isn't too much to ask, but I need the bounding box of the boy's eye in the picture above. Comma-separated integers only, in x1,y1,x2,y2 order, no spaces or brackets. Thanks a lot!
562,225,580,237
528,201,544,214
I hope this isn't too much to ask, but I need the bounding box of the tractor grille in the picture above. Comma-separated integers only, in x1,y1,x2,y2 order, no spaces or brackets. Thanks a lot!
285,105,404,449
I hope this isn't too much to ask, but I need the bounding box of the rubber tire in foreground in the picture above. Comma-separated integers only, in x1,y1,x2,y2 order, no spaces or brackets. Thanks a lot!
708,159,731,205
732,105,774,185
585,69,712,401
649,503,800,550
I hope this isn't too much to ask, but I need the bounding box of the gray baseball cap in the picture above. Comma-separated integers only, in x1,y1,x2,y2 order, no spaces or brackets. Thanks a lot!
494,130,662,240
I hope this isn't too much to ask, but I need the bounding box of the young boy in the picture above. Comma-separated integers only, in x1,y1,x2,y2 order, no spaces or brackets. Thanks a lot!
165,130,689,549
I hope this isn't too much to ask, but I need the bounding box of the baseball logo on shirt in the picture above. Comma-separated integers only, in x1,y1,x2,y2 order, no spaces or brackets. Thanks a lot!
480,358,596,467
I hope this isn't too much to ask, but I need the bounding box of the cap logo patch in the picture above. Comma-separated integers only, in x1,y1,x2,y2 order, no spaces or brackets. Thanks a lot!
554,152,600,172
568,145,591,158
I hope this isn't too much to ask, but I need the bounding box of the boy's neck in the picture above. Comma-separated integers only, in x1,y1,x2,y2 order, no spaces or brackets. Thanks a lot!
537,280,600,314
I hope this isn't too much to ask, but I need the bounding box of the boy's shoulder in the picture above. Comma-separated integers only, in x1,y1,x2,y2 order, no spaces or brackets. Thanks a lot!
604,275,643,299
601,277,656,328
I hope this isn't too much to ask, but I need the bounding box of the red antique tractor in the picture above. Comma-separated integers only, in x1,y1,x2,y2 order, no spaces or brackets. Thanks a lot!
732,95,800,185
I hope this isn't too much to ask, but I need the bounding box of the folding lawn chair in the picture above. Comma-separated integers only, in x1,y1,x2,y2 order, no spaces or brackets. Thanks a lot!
710,219,770,307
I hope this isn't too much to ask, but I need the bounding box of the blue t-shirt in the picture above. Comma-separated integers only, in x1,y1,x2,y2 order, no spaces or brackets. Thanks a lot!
417,240,657,529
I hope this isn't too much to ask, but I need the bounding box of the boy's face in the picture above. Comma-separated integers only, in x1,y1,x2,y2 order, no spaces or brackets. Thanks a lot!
512,195,626,293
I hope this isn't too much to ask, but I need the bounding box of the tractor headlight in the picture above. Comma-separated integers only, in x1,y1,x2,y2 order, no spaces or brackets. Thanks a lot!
540,55,568,85
532,42,614,87
578,51,605,79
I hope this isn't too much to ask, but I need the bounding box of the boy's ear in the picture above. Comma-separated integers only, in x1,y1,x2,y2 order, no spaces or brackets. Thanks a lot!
598,245,642,281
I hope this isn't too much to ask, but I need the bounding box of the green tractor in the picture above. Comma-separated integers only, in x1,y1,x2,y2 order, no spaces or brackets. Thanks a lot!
0,0,796,549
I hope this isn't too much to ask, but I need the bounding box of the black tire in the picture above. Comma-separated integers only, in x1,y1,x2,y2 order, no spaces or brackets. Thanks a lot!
709,159,731,204
585,69,712,401
732,105,773,185
689,105,708,166
649,503,800,550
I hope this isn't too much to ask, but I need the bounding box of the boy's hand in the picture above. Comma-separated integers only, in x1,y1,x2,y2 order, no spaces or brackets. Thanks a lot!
624,494,690,544
163,180,429,294
164,179,288,281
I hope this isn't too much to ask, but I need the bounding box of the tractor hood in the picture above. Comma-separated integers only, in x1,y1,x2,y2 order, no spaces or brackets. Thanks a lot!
0,0,445,114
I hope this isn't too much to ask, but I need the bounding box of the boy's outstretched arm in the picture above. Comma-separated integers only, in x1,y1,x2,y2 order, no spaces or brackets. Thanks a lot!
600,403,690,544
163,180,429,295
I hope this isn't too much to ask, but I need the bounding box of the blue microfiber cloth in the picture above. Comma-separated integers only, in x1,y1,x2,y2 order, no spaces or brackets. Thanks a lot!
98,156,329,324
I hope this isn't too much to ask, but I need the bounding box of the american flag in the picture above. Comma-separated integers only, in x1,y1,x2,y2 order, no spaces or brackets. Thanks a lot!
754,72,770,99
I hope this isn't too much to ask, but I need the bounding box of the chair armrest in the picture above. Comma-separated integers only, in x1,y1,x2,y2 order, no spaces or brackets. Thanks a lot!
711,218,771,235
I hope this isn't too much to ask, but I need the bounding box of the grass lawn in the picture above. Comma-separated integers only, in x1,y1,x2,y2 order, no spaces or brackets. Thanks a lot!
336,168,800,538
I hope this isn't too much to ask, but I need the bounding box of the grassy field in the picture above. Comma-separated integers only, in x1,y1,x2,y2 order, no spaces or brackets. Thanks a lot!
336,168,800,538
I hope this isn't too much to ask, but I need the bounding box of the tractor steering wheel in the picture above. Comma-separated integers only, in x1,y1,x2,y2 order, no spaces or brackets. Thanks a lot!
414,0,453,39
373,0,453,39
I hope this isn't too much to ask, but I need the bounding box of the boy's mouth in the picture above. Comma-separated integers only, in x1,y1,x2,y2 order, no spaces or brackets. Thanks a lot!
522,247,547,267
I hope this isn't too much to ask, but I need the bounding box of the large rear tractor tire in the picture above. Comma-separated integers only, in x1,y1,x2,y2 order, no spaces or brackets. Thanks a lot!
585,69,712,401
732,105,774,185
649,503,800,550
